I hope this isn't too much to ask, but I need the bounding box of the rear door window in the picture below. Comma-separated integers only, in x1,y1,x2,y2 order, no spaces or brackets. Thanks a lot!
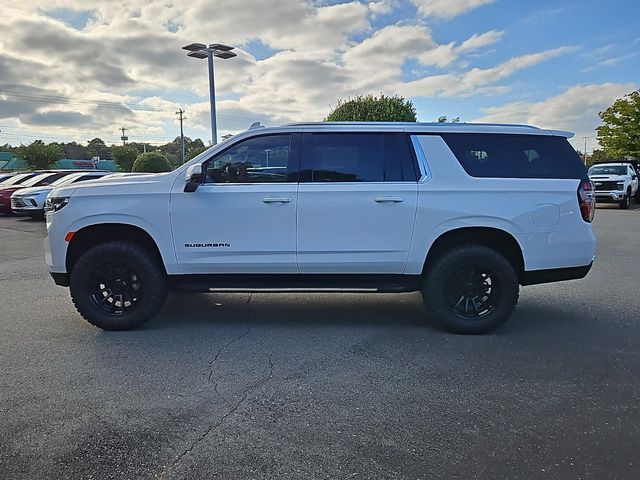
441,134,588,180
300,133,417,182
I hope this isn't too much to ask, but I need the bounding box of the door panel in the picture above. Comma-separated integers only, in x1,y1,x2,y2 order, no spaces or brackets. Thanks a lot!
170,132,299,274
296,132,418,274
171,183,298,273
297,183,418,273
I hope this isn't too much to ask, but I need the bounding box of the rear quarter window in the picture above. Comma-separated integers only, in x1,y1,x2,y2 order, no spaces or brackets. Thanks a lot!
441,133,588,180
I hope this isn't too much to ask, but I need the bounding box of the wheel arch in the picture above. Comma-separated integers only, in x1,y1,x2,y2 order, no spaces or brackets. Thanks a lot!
66,223,166,275
423,227,525,283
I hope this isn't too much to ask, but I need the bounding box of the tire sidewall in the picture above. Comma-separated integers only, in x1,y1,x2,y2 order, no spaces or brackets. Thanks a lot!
70,241,168,330
422,245,519,334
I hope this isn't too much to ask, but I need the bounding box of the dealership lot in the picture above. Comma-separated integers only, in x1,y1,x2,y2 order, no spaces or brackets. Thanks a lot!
1,205,639,479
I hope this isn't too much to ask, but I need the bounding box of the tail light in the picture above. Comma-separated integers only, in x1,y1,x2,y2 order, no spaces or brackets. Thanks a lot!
577,180,595,223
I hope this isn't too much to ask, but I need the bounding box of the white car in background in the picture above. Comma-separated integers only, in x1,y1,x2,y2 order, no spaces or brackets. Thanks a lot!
588,162,639,209
11,171,114,218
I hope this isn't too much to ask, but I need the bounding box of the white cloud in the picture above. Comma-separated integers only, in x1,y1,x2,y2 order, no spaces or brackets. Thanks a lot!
475,83,637,148
418,30,502,67
0,1,595,146
401,46,573,97
411,0,495,18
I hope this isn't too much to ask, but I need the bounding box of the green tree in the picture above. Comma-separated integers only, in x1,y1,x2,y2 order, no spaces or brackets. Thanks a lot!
326,94,417,122
85,138,112,160
186,138,208,161
19,140,64,170
111,145,140,172
132,151,172,173
596,90,640,159
587,149,619,167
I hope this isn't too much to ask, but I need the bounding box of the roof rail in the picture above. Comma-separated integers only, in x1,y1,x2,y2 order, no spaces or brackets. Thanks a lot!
281,121,542,130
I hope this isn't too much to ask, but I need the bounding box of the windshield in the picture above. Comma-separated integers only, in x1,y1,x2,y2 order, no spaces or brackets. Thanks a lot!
589,165,626,176
50,174,83,186
21,173,54,187
0,173,34,186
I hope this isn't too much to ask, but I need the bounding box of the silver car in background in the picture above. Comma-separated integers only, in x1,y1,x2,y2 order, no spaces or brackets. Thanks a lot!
11,171,114,218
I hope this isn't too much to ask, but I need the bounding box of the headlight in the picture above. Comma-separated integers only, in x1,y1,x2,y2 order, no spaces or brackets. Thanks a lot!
617,182,625,190
44,196,70,213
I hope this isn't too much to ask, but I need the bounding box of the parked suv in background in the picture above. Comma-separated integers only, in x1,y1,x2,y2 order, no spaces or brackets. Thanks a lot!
11,171,113,218
44,122,596,334
588,162,639,209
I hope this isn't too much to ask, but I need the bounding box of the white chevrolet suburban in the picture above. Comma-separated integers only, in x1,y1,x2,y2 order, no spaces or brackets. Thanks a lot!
44,122,596,334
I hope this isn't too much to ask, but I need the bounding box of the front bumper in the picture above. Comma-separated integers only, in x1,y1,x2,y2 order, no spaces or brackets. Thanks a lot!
0,198,11,213
594,190,625,202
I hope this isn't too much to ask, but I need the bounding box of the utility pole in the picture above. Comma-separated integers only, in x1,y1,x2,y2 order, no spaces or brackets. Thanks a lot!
120,127,128,146
583,137,589,165
176,108,186,164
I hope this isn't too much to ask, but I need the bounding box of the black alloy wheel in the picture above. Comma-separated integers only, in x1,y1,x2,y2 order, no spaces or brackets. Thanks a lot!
444,265,498,319
421,244,519,334
70,241,168,330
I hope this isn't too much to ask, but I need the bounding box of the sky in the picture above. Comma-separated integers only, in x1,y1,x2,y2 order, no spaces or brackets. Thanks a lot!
0,0,638,151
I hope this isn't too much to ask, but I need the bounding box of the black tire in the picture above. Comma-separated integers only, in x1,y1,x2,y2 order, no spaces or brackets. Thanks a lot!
69,241,168,330
421,245,519,334
620,189,630,209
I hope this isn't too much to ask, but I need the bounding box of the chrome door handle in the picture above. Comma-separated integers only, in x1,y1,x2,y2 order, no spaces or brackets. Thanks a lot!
262,197,291,204
374,196,404,203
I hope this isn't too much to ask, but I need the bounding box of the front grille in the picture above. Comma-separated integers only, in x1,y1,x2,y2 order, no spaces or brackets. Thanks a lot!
11,197,26,208
593,181,620,191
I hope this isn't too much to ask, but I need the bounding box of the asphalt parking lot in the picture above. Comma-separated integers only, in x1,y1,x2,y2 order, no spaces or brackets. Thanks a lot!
1,204,639,480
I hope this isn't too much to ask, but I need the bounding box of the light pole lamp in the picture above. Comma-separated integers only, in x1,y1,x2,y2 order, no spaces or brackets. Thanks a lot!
182,42,237,146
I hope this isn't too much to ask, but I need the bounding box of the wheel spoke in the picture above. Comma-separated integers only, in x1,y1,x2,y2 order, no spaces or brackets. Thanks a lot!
89,260,143,315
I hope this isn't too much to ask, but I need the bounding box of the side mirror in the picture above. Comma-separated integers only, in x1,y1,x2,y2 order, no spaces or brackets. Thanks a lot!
184,164,203,193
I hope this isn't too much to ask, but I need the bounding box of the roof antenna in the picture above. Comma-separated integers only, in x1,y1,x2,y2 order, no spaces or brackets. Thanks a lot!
249,121,263,129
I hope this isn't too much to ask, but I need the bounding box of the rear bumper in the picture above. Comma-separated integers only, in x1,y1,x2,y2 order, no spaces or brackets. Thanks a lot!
521,262,593,286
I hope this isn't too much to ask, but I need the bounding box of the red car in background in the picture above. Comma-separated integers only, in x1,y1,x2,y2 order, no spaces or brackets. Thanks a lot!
0,171,75,214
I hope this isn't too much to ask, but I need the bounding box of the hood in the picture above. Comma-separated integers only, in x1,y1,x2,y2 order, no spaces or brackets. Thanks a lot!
12,185,54,197
50,172,165,197
0,185,23,197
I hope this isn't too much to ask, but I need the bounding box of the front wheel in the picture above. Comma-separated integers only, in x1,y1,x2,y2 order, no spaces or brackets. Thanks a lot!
421,245,519,334
620,189,631,209
69,241,168,330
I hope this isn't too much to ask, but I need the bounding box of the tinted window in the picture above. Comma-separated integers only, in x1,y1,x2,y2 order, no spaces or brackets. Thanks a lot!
441,134,588,180
301,133,416,182
204,134,292,183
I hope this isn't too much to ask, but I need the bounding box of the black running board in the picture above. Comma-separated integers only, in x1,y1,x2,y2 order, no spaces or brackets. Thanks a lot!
168,274,423,293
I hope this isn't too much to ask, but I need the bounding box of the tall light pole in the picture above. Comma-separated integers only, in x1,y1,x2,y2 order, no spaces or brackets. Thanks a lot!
182,43,237,146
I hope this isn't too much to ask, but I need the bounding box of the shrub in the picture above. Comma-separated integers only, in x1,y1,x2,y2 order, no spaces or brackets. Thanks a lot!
131,152,172,173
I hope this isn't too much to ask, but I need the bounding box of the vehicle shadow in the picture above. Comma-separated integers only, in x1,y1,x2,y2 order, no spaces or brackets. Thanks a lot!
143,290,603,341
148,291,429,332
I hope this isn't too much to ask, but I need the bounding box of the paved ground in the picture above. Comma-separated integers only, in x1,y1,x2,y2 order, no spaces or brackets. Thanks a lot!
1,203,639,480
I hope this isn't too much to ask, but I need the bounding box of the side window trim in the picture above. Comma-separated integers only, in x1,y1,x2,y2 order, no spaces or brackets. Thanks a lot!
410,135,432,183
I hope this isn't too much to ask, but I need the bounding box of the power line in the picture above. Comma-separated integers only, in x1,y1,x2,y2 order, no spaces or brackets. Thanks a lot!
0,89,259,122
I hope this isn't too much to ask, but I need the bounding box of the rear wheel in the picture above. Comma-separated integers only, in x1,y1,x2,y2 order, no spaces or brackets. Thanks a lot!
69,241,168,330
421,245,519,334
